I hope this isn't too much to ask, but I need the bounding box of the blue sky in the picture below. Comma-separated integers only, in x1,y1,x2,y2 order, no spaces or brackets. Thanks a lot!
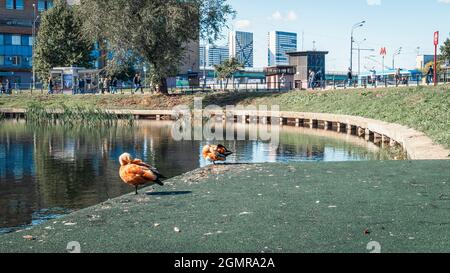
214,0,450,71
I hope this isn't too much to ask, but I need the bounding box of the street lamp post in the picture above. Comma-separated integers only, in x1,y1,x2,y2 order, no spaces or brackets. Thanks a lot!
392,47,402,69
32,3,37,90
32,4,40,91
350,21,366,73
203,44,207,88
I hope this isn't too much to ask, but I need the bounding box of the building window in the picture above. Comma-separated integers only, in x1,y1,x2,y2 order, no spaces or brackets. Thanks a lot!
0,34,3,45
6,0,24,10
16,0,24,10
38,0,53,11
21,35,32,46
0,56,4,65
12,35,21,46
6,0,14,9
10,56,21,66
24,57,32,67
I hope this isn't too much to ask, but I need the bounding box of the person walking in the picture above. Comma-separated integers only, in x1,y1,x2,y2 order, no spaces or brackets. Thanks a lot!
98,77,104,94
315,70,323,88
111,77,118,94
347,68,353,88
426,66,434,85
5,79,11,95
133,74,139,94
133,73,143,94
47,76,53,95
104,77,110,94
395,68,401,86
78,78,85,94
371,70,377,87
0,81,4,95
308,70,316,90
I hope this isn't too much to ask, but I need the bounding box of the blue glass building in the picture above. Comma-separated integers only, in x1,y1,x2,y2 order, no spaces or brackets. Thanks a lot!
268,31,298,66
0,0,54,86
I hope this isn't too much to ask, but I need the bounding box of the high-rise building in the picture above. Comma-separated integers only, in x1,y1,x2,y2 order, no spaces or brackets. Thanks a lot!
208,45,228,67
229,31,253,68
200,44,229,68
268,31,297,66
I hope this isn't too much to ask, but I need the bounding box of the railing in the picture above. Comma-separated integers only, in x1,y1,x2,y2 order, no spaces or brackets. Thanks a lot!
319,71,450,90
0,82,295,95
0,72,449,96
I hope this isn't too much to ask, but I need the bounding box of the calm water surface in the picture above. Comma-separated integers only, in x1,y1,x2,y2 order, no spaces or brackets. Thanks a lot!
0,120,395,234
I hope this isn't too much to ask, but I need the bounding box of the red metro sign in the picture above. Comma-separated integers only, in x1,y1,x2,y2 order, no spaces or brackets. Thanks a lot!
434,31,439,46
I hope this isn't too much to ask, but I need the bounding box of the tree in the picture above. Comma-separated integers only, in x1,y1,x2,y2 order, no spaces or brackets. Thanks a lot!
214,58,243,91
34,0,93,81
440,37,450,64
79,0,235,94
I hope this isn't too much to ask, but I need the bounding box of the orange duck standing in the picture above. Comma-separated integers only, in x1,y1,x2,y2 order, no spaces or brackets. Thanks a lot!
119,153,165,195
202,144,233,164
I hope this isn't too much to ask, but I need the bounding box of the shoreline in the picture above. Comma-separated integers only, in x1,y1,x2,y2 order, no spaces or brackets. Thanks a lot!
1,107,449,160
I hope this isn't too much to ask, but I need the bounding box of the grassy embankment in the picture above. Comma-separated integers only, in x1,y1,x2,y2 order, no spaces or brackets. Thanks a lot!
0,85,449,148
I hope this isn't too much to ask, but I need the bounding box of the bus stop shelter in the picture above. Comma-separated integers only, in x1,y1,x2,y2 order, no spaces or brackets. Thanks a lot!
50,67,100,94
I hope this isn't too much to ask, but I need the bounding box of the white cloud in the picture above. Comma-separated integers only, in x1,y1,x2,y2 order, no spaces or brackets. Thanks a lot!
270,11,283,21
367,0,382,5
287,11,298,21
269,10,298,22
234,19,251,30
438,0,450,3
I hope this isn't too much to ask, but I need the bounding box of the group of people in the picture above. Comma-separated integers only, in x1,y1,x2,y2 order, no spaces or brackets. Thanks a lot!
308,69,323,89
97,77,119,94
394,69,410,86
0,79,12,95
46,76,123,95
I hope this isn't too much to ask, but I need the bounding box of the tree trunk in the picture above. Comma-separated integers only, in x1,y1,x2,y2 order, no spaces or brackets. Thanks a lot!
156,77,168,94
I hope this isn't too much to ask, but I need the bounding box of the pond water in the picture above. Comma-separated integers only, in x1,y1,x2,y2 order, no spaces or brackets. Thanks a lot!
0,120,396,234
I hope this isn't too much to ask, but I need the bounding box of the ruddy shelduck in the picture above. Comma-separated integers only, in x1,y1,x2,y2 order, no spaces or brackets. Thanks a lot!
202,144,233,164
119,153,165,195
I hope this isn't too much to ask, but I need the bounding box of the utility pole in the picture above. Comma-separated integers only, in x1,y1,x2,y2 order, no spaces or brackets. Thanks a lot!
353,39,374,79
350,21,366,72
392,47,402,69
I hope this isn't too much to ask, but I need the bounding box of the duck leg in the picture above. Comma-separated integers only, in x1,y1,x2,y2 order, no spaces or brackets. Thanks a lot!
135,185,139,195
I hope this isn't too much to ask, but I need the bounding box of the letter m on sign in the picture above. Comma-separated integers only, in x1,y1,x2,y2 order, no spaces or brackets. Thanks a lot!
380,47,387,56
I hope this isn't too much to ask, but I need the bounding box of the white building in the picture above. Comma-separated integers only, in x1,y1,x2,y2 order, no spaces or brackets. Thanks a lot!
268,31,298,66
229,31,254,68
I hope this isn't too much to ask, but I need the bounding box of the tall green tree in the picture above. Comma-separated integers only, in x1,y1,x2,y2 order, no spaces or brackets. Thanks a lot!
441,37,450,64
214,57,243,90
79,0,235,94
34,0,93,81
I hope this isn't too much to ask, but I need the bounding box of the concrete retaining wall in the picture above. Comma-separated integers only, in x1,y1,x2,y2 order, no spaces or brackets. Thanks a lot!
1,107,449,160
